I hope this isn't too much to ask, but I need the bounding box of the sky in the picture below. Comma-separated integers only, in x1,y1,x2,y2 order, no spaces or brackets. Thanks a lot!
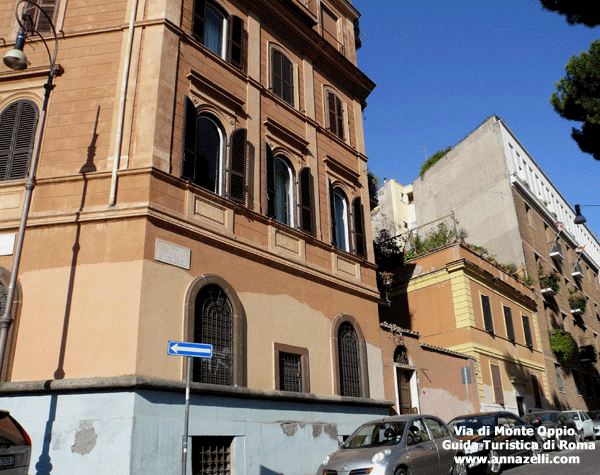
353,0,600,238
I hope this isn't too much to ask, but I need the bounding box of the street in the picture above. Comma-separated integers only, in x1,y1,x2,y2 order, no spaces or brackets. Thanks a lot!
501,440,599,475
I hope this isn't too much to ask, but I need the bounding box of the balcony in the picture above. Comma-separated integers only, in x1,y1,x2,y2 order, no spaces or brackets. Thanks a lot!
572,262,584,279
549,242,564,260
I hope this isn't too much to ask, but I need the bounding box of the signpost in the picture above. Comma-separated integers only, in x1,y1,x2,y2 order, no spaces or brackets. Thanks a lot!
168,340,213,475
461,366,472,413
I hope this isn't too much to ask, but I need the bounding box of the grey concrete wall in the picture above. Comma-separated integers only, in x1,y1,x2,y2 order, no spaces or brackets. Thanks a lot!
412,116,525,268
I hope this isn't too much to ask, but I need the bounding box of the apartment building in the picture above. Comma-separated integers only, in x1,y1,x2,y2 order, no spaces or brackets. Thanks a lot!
413,115,600,411
0,0,390,473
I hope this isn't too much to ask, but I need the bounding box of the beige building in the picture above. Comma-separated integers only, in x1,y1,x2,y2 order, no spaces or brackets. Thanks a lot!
0,0,391,473
412,115,600,411
381,243,547,416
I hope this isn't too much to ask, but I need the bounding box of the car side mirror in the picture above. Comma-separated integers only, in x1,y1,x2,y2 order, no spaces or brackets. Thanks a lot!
530,418,542,428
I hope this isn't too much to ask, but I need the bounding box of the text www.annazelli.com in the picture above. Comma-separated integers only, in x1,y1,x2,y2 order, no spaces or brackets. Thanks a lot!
455,454,581,466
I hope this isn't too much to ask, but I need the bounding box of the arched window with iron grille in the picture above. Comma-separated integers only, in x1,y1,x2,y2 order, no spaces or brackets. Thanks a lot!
338,321,361,397
193,285,233,385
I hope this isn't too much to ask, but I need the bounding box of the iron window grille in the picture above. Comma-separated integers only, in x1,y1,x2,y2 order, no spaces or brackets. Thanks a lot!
338,321,361,397
279,352,302,392
191,436,233,475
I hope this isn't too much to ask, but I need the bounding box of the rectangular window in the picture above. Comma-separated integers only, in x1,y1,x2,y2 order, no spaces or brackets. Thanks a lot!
555,363,564,392
274,343,309,393
191,436,233,475
572,369,581,396
503,305,515,341
326,91,344,140
490,363,504,405
522,314,533,348
531,374,542,408
23,0,57,34
321,5,342,53
481,294,494,333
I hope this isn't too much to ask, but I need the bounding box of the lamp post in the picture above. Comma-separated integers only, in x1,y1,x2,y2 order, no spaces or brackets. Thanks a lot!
574,204,600,226
0,0,61,375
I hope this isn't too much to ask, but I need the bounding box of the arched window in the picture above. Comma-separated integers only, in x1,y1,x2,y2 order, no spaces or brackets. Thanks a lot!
329,181,349,251
192,0,245,69
265,144,296,226
338,321,361,397
193,284,233,385
0,100,39,181
186,275,246,386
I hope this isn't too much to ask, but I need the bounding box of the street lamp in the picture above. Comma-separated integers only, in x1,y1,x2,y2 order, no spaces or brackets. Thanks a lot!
574,205,587,225
0,0,62,375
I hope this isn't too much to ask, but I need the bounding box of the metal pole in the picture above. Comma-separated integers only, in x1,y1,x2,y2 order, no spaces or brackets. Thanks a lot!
182,356,191,475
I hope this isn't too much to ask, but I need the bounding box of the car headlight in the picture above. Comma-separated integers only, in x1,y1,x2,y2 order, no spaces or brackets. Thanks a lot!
321,455,330,466
371,449,391,464
464,441,485,454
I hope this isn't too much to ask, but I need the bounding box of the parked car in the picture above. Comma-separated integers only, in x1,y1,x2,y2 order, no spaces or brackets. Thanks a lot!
561,410,596,441
587,410,600,438
0,410,31,475
522,410,578,448
317,414,466,475
447,411,542,475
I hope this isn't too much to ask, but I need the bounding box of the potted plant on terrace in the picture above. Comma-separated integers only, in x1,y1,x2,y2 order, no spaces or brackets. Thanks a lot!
539,271,560,296
568,288,586,314
549,328,578,365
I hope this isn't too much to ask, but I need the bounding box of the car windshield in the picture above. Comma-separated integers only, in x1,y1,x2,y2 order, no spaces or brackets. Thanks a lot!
523,413,558,424
562,412,579,421
448,415,496,435
343,421,406,449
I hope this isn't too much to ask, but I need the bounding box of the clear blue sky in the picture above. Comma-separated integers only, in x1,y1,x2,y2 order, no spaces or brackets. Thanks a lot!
354,0,600,238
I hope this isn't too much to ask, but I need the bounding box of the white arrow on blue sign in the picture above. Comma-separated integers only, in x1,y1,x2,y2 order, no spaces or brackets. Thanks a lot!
168,340,213,358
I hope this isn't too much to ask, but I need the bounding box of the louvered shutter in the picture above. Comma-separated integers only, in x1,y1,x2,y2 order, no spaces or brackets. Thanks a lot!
481,294,494,333
36,0,57,34
353,197,366,257
328,180,337,247
0,100,38,181
298,167,314,235
227,16,245,70
192,0,206,41
228,128,247,203
282,55,294,106
265,143,275,218
181,96,198,181
327,92,344,140
503,306,515,341
271,50,283,99
490,364,504,405
522,315,533,348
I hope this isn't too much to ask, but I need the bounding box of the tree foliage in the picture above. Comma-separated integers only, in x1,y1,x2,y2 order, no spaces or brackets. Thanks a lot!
419,146,451,176
551,39,600,160
539,0,600,27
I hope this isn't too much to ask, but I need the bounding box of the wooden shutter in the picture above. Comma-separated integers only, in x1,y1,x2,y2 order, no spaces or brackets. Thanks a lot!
503,306,515,341
490,364,504,405
481,294,494,333
192,0,206,40
0,100,38,181
181,96,198,181
265,142,275,218
522,315,533,348
353,197,366,257
227,16,245,70
37,0,57,33
282,55,294,106
531,375,542,408
298,167,315,235
328,180,337,247
327,92,344,140
228,128,247,203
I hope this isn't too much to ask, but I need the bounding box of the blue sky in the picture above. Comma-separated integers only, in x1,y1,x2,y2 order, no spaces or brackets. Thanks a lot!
354,0,600,237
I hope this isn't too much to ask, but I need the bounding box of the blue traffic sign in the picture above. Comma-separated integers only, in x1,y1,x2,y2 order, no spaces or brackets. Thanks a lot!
167,340,213,358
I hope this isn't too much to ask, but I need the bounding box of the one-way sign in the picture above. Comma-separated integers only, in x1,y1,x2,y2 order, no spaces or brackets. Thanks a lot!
167,340,213,358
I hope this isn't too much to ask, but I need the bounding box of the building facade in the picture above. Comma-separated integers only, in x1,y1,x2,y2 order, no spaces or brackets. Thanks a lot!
0,0,391,473
412,115,600,411
382,243,546,417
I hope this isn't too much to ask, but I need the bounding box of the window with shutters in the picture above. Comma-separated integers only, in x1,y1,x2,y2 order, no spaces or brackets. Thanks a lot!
352,197,366,257
298,167,315,235
182,97,248,201
320,4,343,54
522,314,534,348
191,0,245,69
0,100,39,182
531,374,542,408
270,48,294,106
481,294,494,333
503,305,515,341
325,89,344,140
271,155,294,226
490,363,504,405
22,0,58,35
555,363,564,392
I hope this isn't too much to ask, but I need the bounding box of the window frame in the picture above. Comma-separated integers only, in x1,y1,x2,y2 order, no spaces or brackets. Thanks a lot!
503,305,515,342
270,47,295,107
0,99,39,182
273,343,310,393
325,89,345,141
521,314,534,349
272,155,295,226
329,181,350,252
490,363,504,405
331,314,369,399
480,293,494,333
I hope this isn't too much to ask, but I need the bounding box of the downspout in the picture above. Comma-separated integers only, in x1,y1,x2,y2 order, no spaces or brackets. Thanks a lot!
109,0,139,206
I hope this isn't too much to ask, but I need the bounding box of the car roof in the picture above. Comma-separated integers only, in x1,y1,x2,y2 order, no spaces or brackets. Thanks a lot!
360,414,443,424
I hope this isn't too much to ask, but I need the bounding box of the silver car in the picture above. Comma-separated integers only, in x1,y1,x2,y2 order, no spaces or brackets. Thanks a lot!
317,414,466,475
0,410,31,475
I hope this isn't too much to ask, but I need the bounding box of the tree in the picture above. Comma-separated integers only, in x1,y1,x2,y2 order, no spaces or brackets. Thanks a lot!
551,39,600,160
539,0,600,27
419,146,451,176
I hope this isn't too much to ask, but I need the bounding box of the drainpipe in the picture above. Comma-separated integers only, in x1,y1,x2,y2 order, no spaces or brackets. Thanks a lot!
109,0,139,206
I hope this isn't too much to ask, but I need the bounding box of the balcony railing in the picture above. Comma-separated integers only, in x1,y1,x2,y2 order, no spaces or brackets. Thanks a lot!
572,262,584,279
549,242,564,260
